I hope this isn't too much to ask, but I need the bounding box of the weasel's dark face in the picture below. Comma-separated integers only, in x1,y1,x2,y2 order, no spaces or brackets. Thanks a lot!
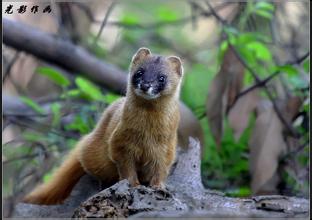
131,58,167,100
129,48,183,100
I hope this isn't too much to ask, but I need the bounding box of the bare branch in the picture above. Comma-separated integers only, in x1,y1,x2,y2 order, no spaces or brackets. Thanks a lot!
93,1,117,45
3,51,20,83
287,52,310,65
3,153,39,165
226,51,309,113
281,140,309,163
3,18,127,94
71,2,98,23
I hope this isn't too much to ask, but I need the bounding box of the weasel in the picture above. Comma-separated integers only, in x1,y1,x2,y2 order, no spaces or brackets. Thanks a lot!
23,47,184,205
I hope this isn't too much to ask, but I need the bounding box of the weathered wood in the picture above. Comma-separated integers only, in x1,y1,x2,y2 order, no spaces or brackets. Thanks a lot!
13,139,309,218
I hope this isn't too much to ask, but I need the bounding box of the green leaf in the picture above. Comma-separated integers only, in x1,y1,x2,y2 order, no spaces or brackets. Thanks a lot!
61,89,82,99
43,167,59,183
238,46,256,65
243,70,254,85
223,27,239,45
23,132,49,142
51,103,61,127
246,41,272,61
220,41,228,53
67,139,78,149
255,9,273,19
65,115,90,134
274,65,298,76
36,67,70,87
226,186,251,197
229,36,236,45
303,58,310,73
103,93,121,104
239,114,256,144
255,1,275,11
75,77,104,101
218,41,229,64
157,6,178,21
121,14,139,25
43,172,53,183
20,96,45,114
237,33,271,44
181,64,216,109
237,34,256,44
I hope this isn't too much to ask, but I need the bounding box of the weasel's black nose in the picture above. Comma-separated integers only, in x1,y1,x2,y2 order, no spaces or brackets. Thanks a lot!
141,83,151,92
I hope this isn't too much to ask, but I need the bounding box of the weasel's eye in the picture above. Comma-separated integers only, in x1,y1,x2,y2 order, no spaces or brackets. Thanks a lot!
136,69,144,76
158,75,166,82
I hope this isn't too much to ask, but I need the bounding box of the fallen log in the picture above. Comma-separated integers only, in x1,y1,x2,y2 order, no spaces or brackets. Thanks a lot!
13,139,309,218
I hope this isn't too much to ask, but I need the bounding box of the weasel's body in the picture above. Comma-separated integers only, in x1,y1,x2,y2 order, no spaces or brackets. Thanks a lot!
23,48,183,205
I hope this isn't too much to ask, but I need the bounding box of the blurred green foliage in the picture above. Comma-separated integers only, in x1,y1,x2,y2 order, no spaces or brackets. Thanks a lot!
20,96,46,114
36,67,70,87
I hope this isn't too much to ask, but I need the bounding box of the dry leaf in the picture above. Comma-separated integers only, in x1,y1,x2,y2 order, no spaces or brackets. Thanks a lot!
249,97,302,195
206,47,244,147
228,89,260,140
249,100,285,195
223,47,245,110
206,73,227,147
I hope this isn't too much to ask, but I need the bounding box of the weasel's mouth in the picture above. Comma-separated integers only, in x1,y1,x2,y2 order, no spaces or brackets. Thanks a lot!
134,88,160,100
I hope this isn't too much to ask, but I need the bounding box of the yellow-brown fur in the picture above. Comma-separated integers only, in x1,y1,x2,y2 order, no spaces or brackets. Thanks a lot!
23,48,183,205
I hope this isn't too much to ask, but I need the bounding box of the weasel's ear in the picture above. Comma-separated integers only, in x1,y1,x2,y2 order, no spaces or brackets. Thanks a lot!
131,47,151,65
167,56,183,76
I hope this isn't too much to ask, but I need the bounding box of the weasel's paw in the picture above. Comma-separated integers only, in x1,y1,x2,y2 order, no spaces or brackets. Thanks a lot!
150,182,165,190
119,176,140,187
129,179,140,187
151,185,171,198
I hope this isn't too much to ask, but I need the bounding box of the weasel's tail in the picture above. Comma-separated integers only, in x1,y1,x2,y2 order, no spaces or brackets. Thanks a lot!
22,149,85,205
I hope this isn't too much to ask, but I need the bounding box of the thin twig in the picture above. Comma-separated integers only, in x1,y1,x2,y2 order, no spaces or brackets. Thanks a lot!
3,51,20,83
281,140,309,162
226,71,280,114
93,1,117,46
4,113,50,117
287,51,310,65
7,116,79,139
198,112,206,120
72,2,98,22
3,153,39,165
205,1,228,24
226,51,309,113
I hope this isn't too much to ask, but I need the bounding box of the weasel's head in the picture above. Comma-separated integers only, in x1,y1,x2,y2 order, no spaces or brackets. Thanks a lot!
129,47,183,100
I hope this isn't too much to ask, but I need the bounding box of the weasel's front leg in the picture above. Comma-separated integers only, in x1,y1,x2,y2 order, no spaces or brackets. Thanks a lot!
110,144,140,187
150,146,175,189
116,159,140,187
149,162,169,189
